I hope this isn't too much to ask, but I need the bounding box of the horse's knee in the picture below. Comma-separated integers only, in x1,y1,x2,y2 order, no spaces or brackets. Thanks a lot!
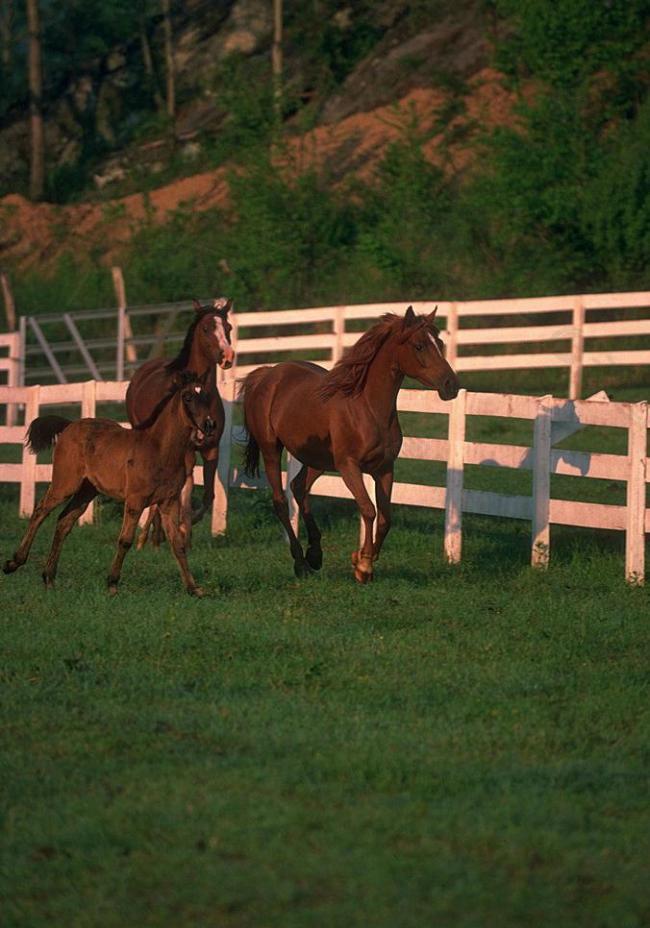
359,502,376,522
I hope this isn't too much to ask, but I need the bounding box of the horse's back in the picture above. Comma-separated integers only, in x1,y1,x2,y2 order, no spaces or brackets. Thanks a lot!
126,359,169,426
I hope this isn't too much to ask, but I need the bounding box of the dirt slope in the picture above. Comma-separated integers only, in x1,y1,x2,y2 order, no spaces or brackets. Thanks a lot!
0,68,514,270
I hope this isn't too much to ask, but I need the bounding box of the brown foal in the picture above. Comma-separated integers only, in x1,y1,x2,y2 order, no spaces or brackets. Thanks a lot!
242,306,459,583
126,297,234,547
3,373,215,595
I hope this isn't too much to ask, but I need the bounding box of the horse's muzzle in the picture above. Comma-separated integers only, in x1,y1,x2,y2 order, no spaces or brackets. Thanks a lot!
439,375,460,401
219,345,235,370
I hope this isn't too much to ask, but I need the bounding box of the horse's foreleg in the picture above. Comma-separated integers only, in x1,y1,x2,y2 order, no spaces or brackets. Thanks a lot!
192,450,218,524
107,503,143,594
159,500,204,597
337,460,377,584
263,446,310,578
291,465,324,570
3,484,71,575
179,468,194,549
42,481,98,588
373,467,394,562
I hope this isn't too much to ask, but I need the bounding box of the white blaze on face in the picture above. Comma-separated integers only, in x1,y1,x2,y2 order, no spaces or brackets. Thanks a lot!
214,316,229,352
428,331,444,358
214,314,235,367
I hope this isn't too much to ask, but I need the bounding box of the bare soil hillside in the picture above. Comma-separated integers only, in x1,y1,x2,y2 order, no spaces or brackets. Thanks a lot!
0,68,514,270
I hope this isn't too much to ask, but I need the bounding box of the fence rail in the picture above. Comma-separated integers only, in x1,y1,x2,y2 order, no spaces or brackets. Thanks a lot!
0,379,647,583
13,284,650,399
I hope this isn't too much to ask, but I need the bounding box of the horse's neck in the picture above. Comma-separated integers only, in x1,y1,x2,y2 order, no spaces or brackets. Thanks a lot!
361,337,403,423
147,395,191,462
187,338,215,377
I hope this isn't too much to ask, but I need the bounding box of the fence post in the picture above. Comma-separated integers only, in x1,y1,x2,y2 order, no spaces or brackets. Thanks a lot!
445,301,458,368
444,388,467,564
6,331,20,427
19,385,40,517
333,307,345,364
112,266,137,380
79,380,97,525
569,296,585,399
625,401,647,585
1,271,16,332
18,315,26,386
212,376,235,536
531,395,552,568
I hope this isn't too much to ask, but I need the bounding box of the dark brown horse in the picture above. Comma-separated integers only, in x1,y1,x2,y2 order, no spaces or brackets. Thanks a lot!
4,372,215,595
241,306,459,583
126,297,234,544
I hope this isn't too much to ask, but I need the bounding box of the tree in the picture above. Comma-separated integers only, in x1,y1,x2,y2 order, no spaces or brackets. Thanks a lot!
0,0,12,74
161,0,174,121
26,0,44,200
272,0,282,118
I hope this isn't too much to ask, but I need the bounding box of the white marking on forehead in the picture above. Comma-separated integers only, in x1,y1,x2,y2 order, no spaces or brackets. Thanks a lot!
214,315,229,352
428,331,444,357
194,386,201,393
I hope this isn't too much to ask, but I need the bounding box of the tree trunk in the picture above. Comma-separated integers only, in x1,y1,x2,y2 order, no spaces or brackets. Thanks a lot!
272,0,283,118
26,0,44,200
140,14,163,112
161,0,175,121
0,0,13,75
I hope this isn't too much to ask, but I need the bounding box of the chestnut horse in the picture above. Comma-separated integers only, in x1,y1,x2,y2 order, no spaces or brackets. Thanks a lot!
3,372,215,596
241,306,459,583
126,297,234,545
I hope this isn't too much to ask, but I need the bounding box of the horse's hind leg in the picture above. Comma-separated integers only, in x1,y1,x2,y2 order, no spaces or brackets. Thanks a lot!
291,465,324,570
262,444,311,578
159,500,204,597
3,483,71,575
42,480,98,588
107,501,144,595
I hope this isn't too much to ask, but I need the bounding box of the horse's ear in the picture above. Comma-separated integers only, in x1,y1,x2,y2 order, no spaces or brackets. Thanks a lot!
426,305,438,323
402,306,417,329
192,299,203,313
213,296,232,313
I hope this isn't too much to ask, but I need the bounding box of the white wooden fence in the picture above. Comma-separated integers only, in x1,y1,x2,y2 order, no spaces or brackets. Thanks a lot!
0,332,20,426
0,379,647,583
14,287,650,397
221,290,650,399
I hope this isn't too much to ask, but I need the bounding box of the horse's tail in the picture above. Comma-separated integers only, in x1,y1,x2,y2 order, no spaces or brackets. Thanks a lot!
26,415,72,454
242,430,260,478
239,368,271,478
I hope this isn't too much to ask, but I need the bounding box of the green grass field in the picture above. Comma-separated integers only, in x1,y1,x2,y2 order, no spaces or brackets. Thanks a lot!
1,477,649,927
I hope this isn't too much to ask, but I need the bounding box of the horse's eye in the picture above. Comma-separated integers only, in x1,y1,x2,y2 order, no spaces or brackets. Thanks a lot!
415,343,424,352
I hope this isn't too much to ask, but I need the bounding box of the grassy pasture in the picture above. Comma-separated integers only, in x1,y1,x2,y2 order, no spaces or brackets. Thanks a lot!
1,362,650,926
1,457,649,927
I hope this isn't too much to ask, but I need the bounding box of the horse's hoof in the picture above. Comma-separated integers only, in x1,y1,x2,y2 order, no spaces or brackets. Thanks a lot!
42,573,55,589
354,568,373,584
107,584,119,596
305,546,323,570
353,554,374,584
189,586,205,598
294,559,314,579
3,559,17,574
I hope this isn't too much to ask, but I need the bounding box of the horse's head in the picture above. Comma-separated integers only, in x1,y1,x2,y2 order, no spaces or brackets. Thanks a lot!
193,297,235,370
396,306,459,400
176,371,217,445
